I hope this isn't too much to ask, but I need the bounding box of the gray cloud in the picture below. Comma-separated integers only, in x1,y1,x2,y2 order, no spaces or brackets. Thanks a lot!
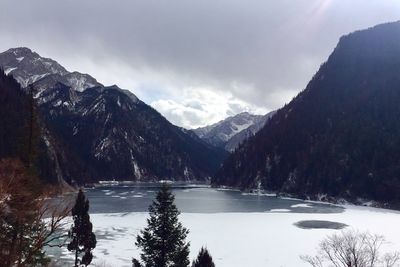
0,0,399,127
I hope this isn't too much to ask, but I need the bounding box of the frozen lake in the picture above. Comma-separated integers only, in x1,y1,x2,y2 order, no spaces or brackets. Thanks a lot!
49,186,400,266
84,185,343,214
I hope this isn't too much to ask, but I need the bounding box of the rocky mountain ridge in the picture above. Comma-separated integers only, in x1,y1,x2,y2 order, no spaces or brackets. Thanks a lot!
0,47,227,184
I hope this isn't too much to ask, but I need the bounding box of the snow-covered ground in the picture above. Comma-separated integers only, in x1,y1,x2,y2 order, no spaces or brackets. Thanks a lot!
52,205,400,267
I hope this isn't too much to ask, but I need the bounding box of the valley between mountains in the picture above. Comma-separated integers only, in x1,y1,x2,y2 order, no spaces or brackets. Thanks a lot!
2,21,400,208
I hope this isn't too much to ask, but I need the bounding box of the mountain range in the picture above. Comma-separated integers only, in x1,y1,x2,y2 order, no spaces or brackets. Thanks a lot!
2,21,400,207
0,47,228,184
214,21,400,206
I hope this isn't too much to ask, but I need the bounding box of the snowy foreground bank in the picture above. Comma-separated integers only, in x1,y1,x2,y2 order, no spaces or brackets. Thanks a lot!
52,205,400,267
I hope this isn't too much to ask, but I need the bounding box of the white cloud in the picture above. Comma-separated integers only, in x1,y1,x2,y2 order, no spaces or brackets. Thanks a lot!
151,86,268,129
1,0,400,127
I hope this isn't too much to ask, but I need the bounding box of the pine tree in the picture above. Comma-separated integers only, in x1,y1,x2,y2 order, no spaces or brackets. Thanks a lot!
68,189,97,267
192,247,215,267
132,258,142,267
134,184,190,267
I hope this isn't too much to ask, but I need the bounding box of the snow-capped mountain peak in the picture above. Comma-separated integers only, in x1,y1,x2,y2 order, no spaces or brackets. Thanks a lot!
0,47,101,91
193,111,276,151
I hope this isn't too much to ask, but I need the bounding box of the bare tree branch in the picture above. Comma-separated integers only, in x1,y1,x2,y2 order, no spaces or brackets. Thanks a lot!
301,230,400,267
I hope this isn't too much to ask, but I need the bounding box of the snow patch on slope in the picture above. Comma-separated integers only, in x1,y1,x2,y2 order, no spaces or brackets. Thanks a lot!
4,67,17,75
220,120,254,141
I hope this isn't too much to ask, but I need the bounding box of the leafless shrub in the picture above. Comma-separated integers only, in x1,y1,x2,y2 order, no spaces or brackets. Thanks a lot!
0,158,72,266
301,230,400,267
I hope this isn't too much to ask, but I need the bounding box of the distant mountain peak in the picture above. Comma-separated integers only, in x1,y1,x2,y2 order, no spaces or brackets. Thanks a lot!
194,111,275,151
105,85,140,103
0,47,101,91
6,47,33,55
0,47,141,103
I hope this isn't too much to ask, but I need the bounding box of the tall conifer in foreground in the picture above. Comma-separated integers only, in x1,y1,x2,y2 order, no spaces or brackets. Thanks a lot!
68,189,96,267
192,247,215,267
133,184,190,267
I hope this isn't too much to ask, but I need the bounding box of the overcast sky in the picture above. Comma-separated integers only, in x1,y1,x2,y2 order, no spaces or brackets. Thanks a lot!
1,0,399,128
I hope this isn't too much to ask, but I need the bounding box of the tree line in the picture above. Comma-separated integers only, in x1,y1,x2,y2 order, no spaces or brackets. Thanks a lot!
1,160,399,267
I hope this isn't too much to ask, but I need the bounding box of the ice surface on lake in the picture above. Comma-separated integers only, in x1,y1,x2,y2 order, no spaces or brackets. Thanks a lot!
53,205,400,267
294,220,348,229
291,203,313,208
269,208,291,212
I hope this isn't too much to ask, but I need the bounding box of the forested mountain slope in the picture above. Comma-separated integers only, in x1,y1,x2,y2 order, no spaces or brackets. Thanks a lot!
215,21,400,205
